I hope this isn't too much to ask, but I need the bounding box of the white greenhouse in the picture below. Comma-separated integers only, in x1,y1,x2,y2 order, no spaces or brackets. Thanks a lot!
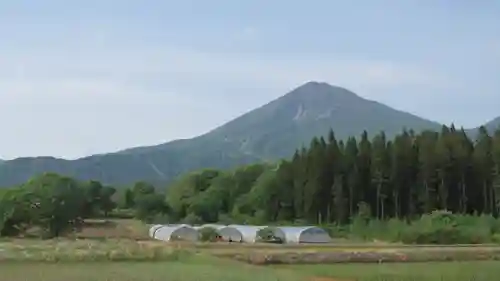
201,224,226,230
148,224,165,238
269,226,331,243
152,224,199,242
193,224,226,231
219,225,267,243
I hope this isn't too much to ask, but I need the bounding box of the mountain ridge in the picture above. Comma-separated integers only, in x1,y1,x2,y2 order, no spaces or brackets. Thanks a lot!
0,81,498,187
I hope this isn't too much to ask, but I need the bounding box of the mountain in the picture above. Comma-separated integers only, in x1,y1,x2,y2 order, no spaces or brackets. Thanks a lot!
481,117,500,134
465,116,500,138
0,82,487,187
197,82,442,158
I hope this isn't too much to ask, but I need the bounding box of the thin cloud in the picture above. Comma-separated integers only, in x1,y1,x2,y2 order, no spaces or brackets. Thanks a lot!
236,27,259,41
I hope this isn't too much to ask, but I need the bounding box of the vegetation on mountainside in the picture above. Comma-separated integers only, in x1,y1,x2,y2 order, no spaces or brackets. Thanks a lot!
4,81,498,187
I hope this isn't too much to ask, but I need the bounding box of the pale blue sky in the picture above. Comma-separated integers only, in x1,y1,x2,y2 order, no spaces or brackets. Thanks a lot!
0,0,499,159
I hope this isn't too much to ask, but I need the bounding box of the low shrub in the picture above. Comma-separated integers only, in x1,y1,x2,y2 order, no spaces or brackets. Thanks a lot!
256,228,283,244
199,227,219,242
337,210,500,244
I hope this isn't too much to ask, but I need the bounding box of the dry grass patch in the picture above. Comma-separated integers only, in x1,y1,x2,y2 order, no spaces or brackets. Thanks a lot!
70,219,150,240
0,238,187,262
202,245,500,264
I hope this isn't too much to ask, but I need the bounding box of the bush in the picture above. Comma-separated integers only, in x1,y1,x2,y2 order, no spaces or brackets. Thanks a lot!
333,210,500,245
216,213,234,225
256,228,283,243
150,214,170,224
199,227,219,242
182,214,203,225
399,211,499,244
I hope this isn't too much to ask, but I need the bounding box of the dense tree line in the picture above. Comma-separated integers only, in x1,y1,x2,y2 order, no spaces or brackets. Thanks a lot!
0,174,168,238
166,125,500,225
0,173,115,237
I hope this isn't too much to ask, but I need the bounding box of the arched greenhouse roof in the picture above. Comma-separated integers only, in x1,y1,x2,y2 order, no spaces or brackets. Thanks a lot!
153,224,199,242
269,226,331,243
201,224,226,230
148,224,164,238
225,225,268,243
193,224,226,230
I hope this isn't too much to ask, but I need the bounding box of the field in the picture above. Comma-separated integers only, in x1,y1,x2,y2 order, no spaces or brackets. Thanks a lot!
0,258,498,281
277,261,500,281
0,258,304,281
1,219,499,281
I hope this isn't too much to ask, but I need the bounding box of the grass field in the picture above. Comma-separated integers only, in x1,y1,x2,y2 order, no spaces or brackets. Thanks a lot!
0,256,304,281
0,258,497,281
278,261,500,281
2,219,500,280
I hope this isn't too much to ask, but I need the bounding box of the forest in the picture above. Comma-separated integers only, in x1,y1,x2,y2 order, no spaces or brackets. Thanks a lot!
164,125,500,243
2,125,500,244
166,125,500,223
0,174,166,238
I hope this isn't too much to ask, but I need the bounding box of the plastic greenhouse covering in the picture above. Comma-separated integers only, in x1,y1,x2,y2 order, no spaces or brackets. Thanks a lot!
268,226,331,243
218,225,267,243
151,224,199,242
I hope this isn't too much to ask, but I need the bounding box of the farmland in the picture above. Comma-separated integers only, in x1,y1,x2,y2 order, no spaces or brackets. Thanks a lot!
0,257,302,281
0,245,498,281
0,260,497,281
0,219,497,281
278,261,500,281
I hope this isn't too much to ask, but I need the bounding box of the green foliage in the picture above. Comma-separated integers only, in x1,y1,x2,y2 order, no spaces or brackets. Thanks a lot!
256,228,274,241
198,227,219,242
0,173,156,238
399,212,500,244
256,228,283,243
81,181,117,218
334,212,500,245
182,213,203,225
134,193,168,223
25,174,86,238
0,187,32,236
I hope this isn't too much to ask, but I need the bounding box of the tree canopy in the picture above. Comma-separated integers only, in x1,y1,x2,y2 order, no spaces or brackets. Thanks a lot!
165,125,500,225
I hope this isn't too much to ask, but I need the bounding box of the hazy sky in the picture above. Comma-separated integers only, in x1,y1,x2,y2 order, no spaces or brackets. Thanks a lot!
0,1,499,159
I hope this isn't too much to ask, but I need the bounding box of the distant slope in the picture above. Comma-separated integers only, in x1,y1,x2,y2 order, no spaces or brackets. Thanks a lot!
484,117,500,133
466,116,500,138
0,82,468,186
0,142,261,187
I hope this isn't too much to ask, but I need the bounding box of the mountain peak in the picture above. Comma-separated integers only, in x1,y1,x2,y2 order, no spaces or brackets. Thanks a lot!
0,82,469,187
285,81,360,101
298,81,331,88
